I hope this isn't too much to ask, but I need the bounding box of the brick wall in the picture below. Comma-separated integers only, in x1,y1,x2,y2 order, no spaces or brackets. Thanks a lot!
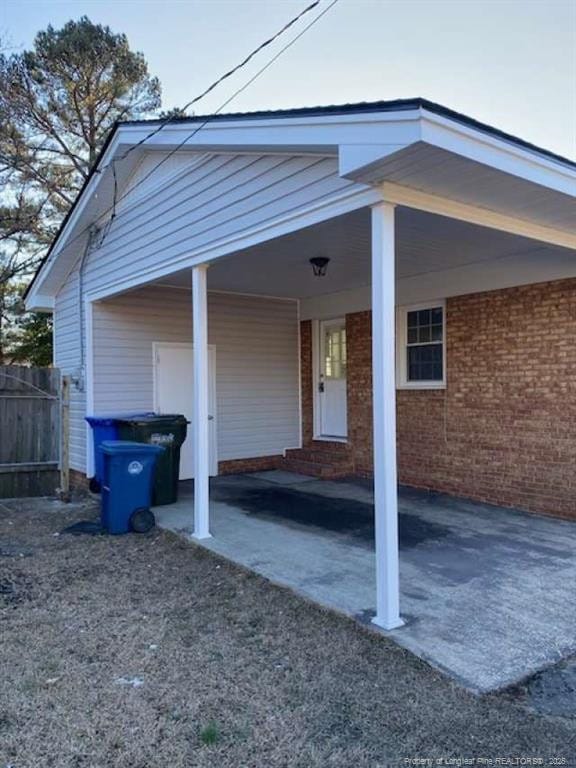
300,320,314,446
218,456,281,475
70,468,89,493
300,278,576,519
346,311,374,477
399,278,576,519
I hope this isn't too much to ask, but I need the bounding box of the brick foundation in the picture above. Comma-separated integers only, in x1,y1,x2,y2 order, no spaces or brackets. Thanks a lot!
300,278,576,520
218,455,282,475
70,468,90,493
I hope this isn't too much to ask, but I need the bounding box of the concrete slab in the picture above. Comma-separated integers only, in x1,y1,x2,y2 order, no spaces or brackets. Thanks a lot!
155,475,576,693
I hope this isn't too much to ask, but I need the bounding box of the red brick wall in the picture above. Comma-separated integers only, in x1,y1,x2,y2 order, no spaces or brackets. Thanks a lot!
300,320,314,447
218,456,282,475
398,278,576,519
70,468,89,493
346,311,373,477
300,278,576,519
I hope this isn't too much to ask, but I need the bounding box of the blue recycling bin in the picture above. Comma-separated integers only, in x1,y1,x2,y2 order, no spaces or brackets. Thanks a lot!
99,441,165,535
86,413,154,491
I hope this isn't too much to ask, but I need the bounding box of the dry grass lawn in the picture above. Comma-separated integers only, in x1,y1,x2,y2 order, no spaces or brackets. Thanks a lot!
1,497,575,767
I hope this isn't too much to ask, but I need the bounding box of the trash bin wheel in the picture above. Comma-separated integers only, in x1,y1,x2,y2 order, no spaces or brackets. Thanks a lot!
89,477,101,494
130,507,156,534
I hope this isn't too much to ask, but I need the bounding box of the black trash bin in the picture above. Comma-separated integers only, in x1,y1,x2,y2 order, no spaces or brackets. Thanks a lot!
116,414,188,506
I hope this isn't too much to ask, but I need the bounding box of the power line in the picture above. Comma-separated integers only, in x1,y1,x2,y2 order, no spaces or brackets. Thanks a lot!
37,0,339,264
95,0,324,175
100,0,339,243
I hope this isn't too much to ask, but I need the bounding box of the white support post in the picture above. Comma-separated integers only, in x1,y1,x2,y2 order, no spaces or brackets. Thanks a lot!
192,264,211,540
371,201,403,630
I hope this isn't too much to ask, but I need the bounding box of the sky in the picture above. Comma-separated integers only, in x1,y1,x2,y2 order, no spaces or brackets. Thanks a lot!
2,0,575,160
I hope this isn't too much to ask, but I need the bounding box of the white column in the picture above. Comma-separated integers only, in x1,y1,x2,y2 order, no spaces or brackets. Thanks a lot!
192,264,211,540
371,202,403,630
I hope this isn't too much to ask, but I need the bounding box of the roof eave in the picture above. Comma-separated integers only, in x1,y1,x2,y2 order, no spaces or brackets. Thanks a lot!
25,100,576,311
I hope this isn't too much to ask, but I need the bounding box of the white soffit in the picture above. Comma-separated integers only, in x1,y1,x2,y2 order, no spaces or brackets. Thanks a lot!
152,206,576,301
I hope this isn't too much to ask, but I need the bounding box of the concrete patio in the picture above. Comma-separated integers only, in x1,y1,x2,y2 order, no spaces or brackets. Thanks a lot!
154,471,576,693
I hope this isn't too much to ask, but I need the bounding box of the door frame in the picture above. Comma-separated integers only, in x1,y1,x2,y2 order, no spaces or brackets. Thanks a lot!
152,341,218,475
312,318,348,442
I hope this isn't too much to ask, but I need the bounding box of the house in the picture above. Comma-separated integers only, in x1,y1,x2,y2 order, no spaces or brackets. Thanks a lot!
25,98,576,638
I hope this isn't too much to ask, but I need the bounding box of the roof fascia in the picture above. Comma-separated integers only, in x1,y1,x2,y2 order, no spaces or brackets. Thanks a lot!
419,107,576,196
26,110,422,310
26,104,575,311
116,108,423,154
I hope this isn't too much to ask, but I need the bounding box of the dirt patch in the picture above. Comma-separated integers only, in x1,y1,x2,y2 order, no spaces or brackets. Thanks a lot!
0,497,574,767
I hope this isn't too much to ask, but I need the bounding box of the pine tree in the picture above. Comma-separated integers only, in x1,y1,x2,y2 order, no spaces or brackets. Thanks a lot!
0,18,162,364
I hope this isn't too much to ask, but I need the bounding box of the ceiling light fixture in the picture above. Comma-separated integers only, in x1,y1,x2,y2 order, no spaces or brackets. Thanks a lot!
309,256,330,277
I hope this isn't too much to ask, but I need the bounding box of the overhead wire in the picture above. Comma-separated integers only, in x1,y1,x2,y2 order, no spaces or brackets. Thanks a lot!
35,0,339,266
95,0,324,174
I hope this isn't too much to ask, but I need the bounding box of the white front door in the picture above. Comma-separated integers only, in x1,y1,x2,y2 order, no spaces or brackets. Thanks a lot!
319,319,347,438
153,343,218,479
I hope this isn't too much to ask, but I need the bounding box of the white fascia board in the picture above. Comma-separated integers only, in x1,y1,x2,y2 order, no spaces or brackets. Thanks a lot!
26,294,55,313
332,107,575,197
419,108,576,197
381,181,576,250
337,107,575,195
119,110,422,154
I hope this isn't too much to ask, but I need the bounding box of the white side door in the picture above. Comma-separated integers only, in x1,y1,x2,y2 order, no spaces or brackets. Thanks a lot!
153,343,218,479
319,319,347,438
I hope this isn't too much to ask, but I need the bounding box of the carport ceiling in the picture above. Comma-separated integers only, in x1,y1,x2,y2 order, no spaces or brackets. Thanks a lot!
155,206,572,299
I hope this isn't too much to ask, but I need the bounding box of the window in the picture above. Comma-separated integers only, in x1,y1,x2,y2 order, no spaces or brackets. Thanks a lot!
397,303,445,388
324,326,346,379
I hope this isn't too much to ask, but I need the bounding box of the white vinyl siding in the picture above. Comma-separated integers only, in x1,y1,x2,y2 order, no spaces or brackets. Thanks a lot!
51,149,353,472
54,264,87,470
81,152,358,299
88,286,299,468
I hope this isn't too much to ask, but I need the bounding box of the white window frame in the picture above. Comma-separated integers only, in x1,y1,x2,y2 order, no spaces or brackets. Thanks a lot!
396,300,446,389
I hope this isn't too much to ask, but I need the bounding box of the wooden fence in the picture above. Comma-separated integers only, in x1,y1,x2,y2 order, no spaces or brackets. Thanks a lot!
0,366,61,498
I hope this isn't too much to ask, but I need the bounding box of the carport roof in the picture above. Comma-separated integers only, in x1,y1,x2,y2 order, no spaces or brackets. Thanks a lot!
24,97,576,310
122,97,576,170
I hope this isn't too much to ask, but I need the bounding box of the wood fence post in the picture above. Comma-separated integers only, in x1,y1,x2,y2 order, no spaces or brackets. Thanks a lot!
60,375,71,501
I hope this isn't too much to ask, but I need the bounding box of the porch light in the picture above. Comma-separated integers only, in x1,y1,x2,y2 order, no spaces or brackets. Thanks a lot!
310,256,330,276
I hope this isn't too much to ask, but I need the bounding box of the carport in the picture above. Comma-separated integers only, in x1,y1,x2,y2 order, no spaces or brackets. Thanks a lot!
24,100,576,688
155,471,576,692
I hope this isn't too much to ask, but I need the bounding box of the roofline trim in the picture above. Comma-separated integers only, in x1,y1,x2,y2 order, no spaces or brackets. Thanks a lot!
122,97,575,170
25,96,575,307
